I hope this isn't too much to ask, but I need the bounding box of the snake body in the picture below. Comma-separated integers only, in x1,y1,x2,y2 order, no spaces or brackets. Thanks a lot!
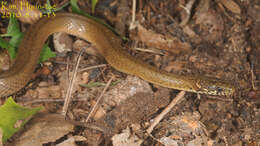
0,13,235,97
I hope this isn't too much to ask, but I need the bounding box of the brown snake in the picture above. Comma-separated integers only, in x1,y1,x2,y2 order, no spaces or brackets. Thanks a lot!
0,13,235,97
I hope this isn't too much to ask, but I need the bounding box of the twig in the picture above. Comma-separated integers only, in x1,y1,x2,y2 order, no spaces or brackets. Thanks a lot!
146,91,186,134
78,64,107,72
179,0,196,26
129,0,137,30
19,97,91,105
62,48,85,116
66,57,70,82
85,77,114,123
134,47,164,55
53,61,107,72
52,60,85,66
251,67,256,90
67,119,106,132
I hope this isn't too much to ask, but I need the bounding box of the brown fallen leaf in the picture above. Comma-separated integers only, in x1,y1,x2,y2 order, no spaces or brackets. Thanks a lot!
111,127,143,146
219,0,241,14
0,49,11,71
24,83,63,99
102,76,153,109
73,40,100,57
88,76,153,121
93,91,169,137
134,24,191,54
33,65,51,77
12,113,74,146
56,136,87,146
159,112,209,146
53,32,73,54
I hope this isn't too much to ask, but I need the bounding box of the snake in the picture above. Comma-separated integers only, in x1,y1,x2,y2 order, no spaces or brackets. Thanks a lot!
0,13,235,97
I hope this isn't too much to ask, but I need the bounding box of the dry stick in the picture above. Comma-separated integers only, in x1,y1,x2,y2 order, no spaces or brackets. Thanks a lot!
78,64,107,72
250,67,256,90
66,57,70,84
53,61,85,66
146,91,186,134
85,77,114,123
62,48,85,116
179,0,196,26
20,97,90,105
135,47,164,55
53,61,107,72
129,0,137,30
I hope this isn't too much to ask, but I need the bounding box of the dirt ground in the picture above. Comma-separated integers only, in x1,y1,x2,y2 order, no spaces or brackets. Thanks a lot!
0,0,259,145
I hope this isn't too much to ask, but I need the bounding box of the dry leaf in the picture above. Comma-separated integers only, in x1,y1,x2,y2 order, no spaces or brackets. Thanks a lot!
160,137,178,146
53,32,73,54
0,49,11,71
73,40,100,56
135,24,191,54
12,113,74,146
111,127,143,146
102,76,153,108
56,136,86,146
159,112,209,146
219,0,241,14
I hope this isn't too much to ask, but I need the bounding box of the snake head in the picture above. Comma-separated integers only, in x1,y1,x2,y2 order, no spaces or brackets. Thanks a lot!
195,77,235,96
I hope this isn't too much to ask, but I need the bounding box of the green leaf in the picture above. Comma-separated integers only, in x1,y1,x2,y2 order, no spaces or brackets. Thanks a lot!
7,15,24,48
0,15,24,59
41,0,69,14
0,37,16,59
7,14,20,36
91,0,99,13
9,32,23,51
70,0,82,14
0,98,41,142
52,2,69,12
0,14,55,62
38,44,56,63
70,0,97,25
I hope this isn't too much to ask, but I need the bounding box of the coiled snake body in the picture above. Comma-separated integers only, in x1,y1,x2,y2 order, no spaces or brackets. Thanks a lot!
0,13,235,97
